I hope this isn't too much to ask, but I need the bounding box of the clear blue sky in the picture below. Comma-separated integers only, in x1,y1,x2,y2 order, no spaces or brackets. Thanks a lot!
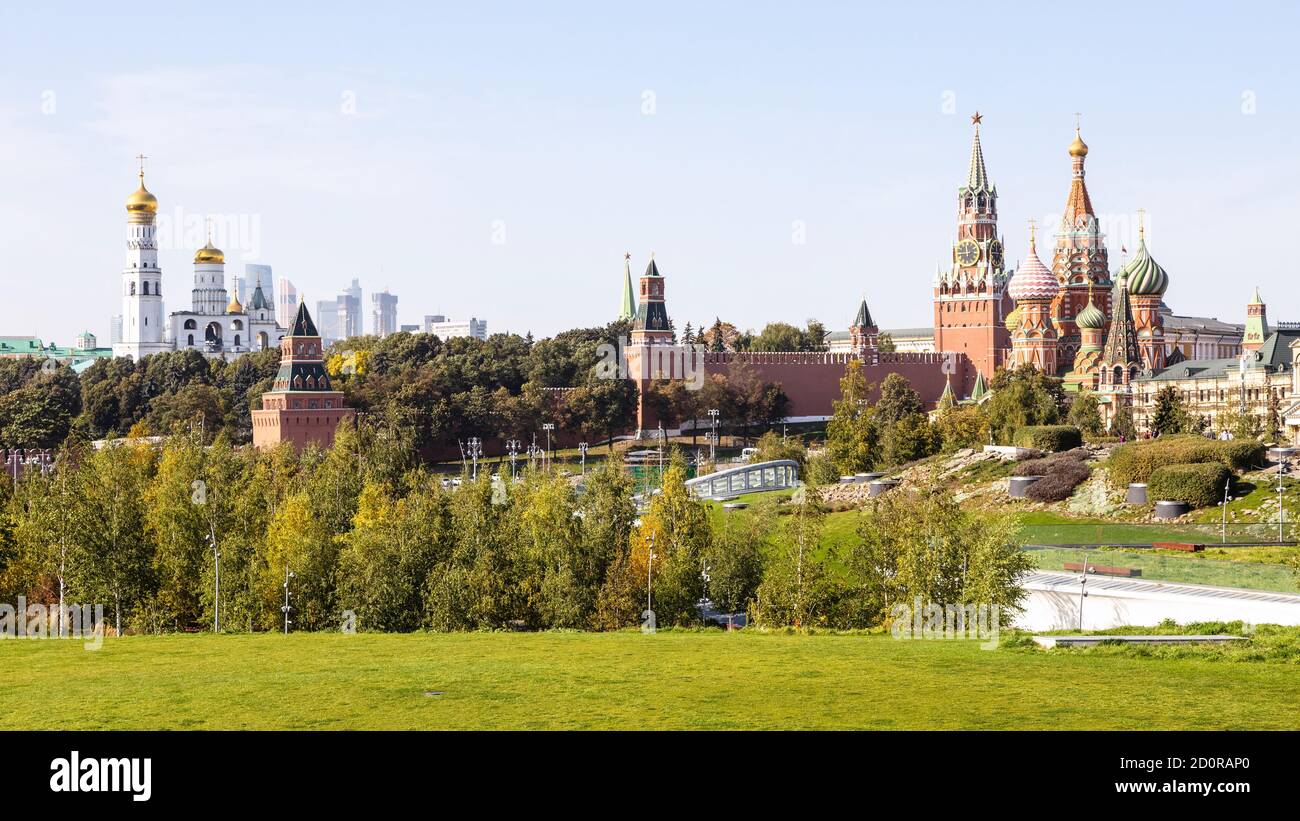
2,1,1297,345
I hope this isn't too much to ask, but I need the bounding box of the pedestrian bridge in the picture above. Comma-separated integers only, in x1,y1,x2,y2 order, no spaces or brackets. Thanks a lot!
684,459,799,500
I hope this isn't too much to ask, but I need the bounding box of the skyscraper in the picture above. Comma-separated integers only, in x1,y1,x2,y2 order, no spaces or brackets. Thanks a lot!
338,278,362,339
277,278,298,329
372,289,399,337
316,298,341,344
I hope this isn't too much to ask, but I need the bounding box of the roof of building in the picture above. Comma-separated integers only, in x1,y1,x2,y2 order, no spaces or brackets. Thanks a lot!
1007,231,1057,301
1163,314,1244,335
962,120,993,193
290,301,319,337
1120,230,1169,297
1137,329,1300,383
643,257,661,278
852,298,874,329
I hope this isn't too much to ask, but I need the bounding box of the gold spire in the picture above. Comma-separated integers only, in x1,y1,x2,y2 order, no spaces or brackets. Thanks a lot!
1027,217,1037,249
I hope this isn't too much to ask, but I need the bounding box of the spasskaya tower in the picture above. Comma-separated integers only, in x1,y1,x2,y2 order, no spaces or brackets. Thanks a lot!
933,113,1012,394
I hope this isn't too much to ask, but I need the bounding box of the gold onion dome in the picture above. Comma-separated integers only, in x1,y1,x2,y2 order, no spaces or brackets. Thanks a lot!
125,172,158,214
1004,306,1021,332
1068,128,1089,157
227,294,243,314
194,241,225,265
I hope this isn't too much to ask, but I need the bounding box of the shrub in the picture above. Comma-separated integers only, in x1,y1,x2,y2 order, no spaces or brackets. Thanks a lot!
1107,435,1266,488
1148,463,1232,509
1013,448,1091,477
1024,461,1091,502
1012,425,1082,453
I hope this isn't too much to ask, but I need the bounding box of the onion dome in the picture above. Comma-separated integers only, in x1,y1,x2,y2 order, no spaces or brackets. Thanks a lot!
227,294,244,314
1076,289,1106,330
1007,225,1058,302
194,241,225,265
125,170,158,215
1121,218,1168,296
1068,127,1089,158
1004,306,1021,332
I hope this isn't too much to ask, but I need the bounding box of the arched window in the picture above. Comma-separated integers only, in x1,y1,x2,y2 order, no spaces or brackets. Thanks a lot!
142,281,149,295
187,334,194,346
233,334,241,347
130,282,136,296
184,319,197,330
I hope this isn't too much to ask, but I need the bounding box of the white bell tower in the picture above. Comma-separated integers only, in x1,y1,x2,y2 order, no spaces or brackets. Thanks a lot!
113,155,169,361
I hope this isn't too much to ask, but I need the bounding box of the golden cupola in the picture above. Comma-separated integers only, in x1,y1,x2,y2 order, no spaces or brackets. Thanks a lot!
194,241,225,265
125,170,158,221
1067,127,1089,158
227,293,244,314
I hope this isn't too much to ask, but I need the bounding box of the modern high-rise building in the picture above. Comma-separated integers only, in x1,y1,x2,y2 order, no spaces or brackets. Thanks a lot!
338,279,362,339
372,289,399,337
423,314,487,341
316,298,341,344
277,278,299,329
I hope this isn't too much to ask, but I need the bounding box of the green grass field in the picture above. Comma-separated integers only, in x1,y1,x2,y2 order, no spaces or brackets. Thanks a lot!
2,631,1298,730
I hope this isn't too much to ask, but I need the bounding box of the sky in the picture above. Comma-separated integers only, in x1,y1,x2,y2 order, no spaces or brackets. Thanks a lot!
1,1,1298,346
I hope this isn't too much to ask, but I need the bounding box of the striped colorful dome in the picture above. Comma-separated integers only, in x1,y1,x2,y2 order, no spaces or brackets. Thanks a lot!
1008,239,1058,302
1121,237,1169,297
1076,295,1106,329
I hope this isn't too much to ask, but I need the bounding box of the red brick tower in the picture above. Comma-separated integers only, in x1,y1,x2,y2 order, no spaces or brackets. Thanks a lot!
252,302,352,450
624,255,676,435
1050,122,1112,373
934,113,1012,396
848,297,879,359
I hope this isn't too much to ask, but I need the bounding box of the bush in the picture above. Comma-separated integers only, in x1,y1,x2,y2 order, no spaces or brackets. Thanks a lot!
1024,461,1092,502
1013,448,1091,477
1083,433,1121,445
1148,463,1232,509
1012,425,1082,452
1107,435,1266,488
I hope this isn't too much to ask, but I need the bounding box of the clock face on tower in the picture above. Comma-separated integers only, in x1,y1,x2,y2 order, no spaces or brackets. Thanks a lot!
989,240,1003,268
956,239,980,267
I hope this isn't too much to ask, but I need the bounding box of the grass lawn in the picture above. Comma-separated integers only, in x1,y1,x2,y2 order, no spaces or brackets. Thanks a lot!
1,631,1298,730
1028,547,1300,593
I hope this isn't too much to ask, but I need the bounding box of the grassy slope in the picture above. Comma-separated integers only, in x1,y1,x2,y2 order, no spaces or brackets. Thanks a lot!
2,632,1297,730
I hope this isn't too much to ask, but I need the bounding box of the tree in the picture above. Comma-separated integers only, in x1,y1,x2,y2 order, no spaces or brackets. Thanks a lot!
1067,388,1104,436
704,500,772,615
1110,403,1137,440
935,405,989,453
880,413,939,467
1150,386,1191,436
983,364,1062,444
846,477,1033,625
875,374,923,424
876,333,896,353
750,322,804,352
752,486,841,628
632,453,710,626
826,359,879,472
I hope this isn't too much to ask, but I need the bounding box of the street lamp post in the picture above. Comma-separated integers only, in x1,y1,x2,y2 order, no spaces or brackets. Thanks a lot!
707,409,719,463
646,533,656,621
282,565,295,635
208,522,221,633
657,423,665,481
506,439,520,479
542,423,555,471
467,437,483,481
578,442,589,475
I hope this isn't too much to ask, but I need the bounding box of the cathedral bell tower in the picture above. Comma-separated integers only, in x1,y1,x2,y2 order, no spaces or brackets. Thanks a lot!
112,155,170,361
933,113,1011,395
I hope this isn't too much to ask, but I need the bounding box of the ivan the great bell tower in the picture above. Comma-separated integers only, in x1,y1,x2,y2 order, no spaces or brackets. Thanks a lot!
933,113,1012,394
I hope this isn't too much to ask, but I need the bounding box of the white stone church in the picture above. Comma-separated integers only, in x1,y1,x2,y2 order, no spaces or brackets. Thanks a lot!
111,163,286,362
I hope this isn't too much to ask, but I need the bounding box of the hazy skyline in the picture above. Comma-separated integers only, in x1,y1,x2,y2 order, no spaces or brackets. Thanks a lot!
2,1,1298,346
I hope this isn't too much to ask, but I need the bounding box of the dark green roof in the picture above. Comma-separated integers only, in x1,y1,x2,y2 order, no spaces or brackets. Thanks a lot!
290,301,319,337
250,283,272,311
643,258,661,277
852,299,875,329
1137,329,1300,383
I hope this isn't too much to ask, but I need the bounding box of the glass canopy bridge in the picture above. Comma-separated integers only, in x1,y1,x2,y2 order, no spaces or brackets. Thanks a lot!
684,459,800,500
